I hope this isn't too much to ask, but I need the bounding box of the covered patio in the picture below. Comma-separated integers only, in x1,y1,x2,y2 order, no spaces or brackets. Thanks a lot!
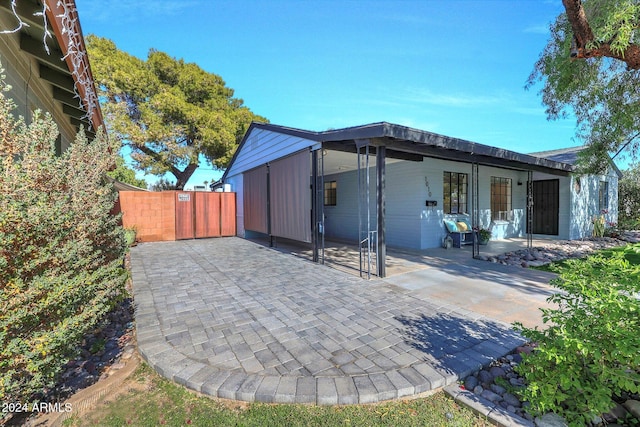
250,236,559,278
225,122,579,281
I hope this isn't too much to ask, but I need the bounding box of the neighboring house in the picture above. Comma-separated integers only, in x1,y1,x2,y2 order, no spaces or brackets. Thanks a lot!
222,122,620,277
0,0,102,152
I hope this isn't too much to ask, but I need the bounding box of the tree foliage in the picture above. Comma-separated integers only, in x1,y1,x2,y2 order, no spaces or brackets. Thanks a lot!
515,246,640,426
106,155,148,189
86,36,267,189
618,163,640,229
528,0,640,172
0,81,128,405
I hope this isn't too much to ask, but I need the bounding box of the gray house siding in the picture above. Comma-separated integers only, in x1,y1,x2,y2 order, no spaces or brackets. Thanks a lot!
225,127,318,179
224,127,319,238
532,166,618,240
0,18,78,150
324,158,530,250
568,168,618,240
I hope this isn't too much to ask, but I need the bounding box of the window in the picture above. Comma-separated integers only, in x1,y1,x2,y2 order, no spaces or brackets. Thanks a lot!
491,177,512,221
324,181,337,206
443,172,467,214
599,181,609,211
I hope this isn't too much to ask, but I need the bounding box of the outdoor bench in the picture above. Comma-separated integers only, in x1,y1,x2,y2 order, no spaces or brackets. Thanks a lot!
443,216,474,248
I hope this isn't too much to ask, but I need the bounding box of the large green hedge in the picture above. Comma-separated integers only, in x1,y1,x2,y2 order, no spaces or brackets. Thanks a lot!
0,78,127,405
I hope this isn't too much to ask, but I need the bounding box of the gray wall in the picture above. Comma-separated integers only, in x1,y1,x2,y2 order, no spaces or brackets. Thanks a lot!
323,157,529,250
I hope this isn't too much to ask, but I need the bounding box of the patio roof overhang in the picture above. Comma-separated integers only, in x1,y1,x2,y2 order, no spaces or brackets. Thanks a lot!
230,122,574,178
319,122,573,176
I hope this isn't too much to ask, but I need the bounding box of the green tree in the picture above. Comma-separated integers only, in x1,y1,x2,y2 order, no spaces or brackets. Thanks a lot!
618,163,640,229
107,155,148,189
86,36,267,189
0,81,127,405
528,0,640,172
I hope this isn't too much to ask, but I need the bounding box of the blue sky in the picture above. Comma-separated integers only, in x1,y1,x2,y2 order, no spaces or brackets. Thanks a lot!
75,0,577,189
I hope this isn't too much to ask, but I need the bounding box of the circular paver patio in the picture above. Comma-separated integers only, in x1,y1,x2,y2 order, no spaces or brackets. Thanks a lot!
131,237,525,404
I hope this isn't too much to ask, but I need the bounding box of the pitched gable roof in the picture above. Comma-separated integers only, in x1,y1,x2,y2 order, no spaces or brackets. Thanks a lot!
529,146,623,178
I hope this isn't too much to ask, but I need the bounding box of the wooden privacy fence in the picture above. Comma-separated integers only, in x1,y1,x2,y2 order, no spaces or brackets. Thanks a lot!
117,191,236,242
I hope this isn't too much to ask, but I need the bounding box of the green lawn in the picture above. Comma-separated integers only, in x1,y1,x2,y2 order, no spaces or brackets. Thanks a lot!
62,363,490,427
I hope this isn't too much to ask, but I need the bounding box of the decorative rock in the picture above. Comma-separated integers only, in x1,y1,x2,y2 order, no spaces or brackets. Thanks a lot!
464,376,478,391
473,385,484,395
509,377,525,387
477,237,631,269
490,383,506,395
480,389,502,403
603,402,629,423
503,392,521,408
517,346,533,355
623,399,640,418
489,366,506,379
478,369,493,384
535,412,568,427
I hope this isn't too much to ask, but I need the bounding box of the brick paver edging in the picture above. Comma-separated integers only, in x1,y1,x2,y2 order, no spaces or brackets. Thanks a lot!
445,384,534,427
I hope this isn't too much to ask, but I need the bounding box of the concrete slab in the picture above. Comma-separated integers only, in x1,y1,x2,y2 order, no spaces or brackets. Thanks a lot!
130,237,557,404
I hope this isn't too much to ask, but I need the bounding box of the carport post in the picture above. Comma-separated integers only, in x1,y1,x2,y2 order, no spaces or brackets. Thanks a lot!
527,170,533,250
377,146,386,278
312,149,320,263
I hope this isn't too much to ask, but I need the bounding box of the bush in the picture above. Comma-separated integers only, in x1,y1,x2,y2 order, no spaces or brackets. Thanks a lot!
619,164,640,230
514,245,640,426
0,82,127,405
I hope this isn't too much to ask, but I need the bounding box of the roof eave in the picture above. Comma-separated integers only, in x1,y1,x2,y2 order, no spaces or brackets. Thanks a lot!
44,0,103,131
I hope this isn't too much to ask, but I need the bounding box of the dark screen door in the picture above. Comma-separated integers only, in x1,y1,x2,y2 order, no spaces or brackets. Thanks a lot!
529,179,559,235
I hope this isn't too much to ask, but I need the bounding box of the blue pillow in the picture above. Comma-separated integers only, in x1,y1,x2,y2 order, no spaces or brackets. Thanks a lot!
443,219,458,233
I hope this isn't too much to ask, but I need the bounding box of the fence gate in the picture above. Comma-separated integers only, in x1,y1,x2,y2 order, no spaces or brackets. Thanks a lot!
176,192,195,240
176,192,236,240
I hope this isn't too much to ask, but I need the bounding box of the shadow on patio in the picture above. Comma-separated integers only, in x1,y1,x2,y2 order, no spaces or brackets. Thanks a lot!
395,312,523,377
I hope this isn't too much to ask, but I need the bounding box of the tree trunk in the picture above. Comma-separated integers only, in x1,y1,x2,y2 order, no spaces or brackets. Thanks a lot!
563,0,640,69
172,163,198,190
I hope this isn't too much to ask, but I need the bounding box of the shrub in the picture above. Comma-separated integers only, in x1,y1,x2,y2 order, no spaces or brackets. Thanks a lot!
0,81,127,405
514,245,640,426
619,164,640,230
592,212,606,237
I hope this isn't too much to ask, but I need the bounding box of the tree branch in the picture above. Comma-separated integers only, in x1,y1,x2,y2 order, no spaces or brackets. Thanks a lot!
133,143,198,189
612,131,640,160
563,0,640,69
